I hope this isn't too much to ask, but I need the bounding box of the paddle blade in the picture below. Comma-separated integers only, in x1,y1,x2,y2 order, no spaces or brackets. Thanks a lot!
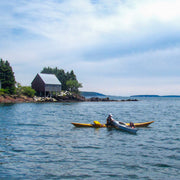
93,121,101,127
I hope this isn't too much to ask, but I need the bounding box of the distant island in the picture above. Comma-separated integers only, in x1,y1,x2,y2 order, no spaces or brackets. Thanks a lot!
131,95,180,97
81,93,180,98
80,91,106,97
131,95,159,97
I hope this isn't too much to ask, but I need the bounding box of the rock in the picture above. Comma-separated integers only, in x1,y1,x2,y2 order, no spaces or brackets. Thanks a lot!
86,97,116,102
0,95,34,103
56,94,85,102
33,96,57,102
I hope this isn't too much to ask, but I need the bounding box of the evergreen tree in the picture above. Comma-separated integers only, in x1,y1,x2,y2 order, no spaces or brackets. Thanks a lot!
0,59,16,94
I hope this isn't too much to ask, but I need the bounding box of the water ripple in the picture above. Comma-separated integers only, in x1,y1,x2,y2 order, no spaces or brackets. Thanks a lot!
0,99,180,179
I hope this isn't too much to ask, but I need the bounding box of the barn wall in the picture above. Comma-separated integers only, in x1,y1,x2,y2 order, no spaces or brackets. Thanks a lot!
31,74,45,92
45,84,61,92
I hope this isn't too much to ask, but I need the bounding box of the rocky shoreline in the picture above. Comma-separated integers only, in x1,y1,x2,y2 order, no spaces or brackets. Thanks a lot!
0,95,34,103
0,94,138,103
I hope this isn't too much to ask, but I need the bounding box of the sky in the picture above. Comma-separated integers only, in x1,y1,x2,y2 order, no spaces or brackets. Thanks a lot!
0,0,180,96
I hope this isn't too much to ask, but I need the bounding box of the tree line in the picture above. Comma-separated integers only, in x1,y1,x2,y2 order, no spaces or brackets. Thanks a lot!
0,59,16,94
0,58,82,96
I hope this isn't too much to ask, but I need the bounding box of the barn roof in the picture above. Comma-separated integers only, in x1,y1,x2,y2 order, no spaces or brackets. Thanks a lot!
39,73,61,85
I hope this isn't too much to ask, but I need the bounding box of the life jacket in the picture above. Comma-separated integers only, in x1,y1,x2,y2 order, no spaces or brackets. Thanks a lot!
106,116,112,125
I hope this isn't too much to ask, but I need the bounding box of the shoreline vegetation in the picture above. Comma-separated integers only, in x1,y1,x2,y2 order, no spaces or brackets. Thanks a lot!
0,94,138,103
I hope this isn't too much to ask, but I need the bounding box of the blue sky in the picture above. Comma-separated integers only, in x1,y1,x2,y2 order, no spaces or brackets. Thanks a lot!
0,0,180,96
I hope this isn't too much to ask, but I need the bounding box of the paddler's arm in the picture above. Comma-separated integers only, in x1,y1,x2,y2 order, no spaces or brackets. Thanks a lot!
118,121,126,125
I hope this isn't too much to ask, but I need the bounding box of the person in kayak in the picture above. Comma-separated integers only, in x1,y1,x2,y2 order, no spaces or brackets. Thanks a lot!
106,114,114,127
129,122,135,128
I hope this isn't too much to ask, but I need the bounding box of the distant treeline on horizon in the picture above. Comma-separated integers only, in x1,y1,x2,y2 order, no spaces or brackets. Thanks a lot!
130,95,180,97
80,92,180,98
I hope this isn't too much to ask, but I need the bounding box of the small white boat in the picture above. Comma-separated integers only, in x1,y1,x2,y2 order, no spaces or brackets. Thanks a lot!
112,120,138,134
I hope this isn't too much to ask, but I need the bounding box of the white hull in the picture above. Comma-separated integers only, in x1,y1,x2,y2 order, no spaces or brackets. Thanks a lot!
112,121,138,134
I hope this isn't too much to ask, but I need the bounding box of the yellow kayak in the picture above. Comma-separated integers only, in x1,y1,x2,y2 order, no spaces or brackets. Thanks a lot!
72,121,154,128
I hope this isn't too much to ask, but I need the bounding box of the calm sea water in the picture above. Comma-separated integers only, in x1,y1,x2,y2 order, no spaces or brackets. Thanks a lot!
0,98,180,179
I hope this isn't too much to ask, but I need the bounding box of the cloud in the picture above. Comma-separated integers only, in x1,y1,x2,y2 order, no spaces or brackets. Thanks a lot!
0,0,180,95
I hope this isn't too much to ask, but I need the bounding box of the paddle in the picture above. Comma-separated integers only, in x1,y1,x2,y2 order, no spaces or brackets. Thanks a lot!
118,121,126,125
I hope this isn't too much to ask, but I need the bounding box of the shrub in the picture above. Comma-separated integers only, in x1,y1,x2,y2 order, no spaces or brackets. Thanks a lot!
0,88,9,95
21,86,36,97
